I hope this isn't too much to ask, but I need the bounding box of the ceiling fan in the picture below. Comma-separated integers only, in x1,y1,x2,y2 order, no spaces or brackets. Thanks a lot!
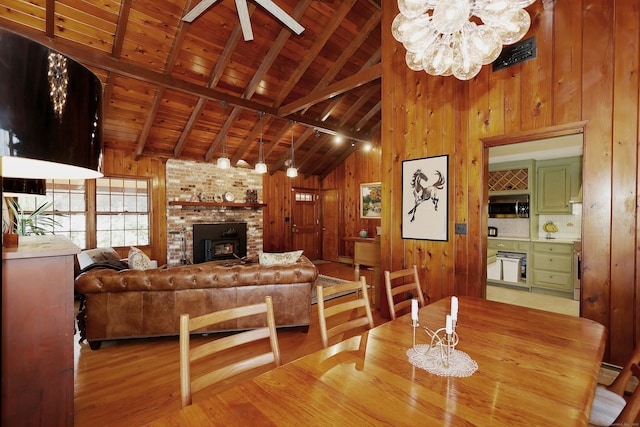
182,0,305,41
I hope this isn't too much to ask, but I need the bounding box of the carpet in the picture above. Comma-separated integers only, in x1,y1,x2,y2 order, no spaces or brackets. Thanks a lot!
311,275,355,305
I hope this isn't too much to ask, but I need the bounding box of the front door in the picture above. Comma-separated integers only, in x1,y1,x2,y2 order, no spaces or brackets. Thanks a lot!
291,188,320,260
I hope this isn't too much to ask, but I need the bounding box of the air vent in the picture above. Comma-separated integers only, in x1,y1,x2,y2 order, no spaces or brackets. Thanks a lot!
493,37,536,72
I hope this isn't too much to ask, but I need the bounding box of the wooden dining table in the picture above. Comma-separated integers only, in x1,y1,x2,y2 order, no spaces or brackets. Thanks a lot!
149,296,607,426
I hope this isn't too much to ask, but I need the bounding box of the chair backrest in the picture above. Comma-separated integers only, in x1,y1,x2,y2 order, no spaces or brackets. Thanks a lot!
179,296,281,408
384,265,426,320
316,276,374,348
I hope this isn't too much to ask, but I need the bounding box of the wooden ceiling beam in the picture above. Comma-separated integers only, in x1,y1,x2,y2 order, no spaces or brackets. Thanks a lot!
278,63,381,116
272,0,357,107
243,0,311,99
140,0,193,159
45,0,55,38
301,9,381,115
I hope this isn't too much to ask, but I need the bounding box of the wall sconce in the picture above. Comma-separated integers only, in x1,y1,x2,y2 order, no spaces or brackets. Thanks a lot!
0,28,103,179
254,112,267,174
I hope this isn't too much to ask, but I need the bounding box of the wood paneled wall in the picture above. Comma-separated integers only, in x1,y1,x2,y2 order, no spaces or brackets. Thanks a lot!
381,0,640,365
101,148,167,265
262,171,320,252
321,147,382,257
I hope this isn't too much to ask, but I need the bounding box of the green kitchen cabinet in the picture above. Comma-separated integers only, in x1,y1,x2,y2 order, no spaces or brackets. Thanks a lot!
536,157,582,214
530,241,573,297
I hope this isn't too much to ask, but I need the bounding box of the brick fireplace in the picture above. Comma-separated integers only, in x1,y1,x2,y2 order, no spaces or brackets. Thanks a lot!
165,159,263,265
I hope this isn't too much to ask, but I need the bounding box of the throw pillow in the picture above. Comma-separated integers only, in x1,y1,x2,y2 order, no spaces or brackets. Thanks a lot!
128,246,153,270
259,250,303,266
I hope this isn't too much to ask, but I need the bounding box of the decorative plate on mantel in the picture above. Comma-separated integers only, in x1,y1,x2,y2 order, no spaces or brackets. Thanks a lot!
223,192,235,202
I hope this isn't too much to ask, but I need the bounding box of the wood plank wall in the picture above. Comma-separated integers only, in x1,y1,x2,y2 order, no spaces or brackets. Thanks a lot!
381,0,640,365
262,171,320,252
101,148,167,266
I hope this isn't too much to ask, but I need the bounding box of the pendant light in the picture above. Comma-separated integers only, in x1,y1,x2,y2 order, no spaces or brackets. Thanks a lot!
254,111,267,174
217,101,230,169
286,123,297,178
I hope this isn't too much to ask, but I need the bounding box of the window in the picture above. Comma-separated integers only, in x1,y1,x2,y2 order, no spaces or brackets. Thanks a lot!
96,178,150,247
13,179,87,248
11,177,150,250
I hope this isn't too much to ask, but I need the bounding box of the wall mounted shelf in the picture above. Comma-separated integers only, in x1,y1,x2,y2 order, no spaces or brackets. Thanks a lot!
169,201,266,208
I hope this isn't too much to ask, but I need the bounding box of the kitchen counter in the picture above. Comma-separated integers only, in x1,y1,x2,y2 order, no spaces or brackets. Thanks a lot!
489,236,580,244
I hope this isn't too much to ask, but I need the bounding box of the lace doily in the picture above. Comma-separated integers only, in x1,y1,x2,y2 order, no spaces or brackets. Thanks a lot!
407,344,478,377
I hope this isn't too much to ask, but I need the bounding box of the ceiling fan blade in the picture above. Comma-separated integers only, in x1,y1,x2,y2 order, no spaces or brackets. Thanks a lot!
235,0,254,41
254,0,305,35
182,0,220,22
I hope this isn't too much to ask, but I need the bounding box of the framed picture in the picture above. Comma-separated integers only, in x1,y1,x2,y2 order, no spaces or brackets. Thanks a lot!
401,155,449,241
360,182,382,219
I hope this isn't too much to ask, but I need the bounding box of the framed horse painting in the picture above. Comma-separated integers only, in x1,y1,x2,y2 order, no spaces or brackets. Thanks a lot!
401,155,449,241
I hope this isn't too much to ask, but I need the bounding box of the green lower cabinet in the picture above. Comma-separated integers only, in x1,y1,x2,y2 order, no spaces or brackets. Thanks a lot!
530,242,573,296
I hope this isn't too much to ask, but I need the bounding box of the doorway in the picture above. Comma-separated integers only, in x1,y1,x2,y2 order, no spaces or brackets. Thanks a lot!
482,122,586,312
291,188,320,260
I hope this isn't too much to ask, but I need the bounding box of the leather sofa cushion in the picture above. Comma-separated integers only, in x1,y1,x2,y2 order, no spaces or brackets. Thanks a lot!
76,256,318,294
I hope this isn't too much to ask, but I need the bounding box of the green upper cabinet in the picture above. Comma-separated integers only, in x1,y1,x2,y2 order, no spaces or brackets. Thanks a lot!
536,156,582,214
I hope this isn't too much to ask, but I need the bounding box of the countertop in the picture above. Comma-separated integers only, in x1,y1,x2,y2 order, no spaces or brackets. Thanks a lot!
488,236,580,244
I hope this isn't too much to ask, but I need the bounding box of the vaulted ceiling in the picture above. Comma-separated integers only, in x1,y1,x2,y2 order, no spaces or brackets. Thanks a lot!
0,0,382,178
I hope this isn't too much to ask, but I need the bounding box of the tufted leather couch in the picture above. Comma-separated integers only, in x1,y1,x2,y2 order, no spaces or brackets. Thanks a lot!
75,256,318,349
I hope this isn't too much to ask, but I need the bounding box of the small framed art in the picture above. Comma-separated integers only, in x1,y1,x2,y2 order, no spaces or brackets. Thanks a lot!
360,182,382,219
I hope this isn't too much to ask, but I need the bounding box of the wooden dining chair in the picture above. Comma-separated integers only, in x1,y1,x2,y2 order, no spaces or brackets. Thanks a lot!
384,265,426,320
317,276,374,348
179,296,281,408
589,341,640,426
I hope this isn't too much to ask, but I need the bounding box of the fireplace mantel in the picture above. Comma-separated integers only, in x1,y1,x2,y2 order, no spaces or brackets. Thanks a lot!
169,201,267,208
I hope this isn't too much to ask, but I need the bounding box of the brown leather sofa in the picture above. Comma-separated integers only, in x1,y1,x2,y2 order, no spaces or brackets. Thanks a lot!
75,256,318,349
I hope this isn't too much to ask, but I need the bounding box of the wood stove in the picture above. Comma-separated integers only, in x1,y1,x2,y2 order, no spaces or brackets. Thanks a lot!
192,223,247,264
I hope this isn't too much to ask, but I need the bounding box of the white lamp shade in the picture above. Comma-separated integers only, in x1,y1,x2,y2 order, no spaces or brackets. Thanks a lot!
217,157,231,169
255,162,267,174
286,167,298,178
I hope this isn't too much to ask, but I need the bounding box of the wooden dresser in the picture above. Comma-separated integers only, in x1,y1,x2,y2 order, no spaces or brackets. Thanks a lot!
2,235,79,427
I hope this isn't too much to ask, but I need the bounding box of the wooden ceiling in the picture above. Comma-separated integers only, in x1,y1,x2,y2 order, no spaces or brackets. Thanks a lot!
0,0,382,177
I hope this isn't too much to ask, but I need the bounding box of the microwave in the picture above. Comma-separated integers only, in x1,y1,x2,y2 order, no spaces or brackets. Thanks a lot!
488,196,529,218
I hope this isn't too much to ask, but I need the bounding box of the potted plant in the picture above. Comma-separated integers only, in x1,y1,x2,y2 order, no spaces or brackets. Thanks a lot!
5,197,64,236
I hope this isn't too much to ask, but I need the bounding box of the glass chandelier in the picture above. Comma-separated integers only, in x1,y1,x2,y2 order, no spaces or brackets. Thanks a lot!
286,123,297,178
255,112,267,174
391,0,536,80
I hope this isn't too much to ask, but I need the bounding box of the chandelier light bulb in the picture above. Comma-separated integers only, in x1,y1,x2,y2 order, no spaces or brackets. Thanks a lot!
392,0,535,80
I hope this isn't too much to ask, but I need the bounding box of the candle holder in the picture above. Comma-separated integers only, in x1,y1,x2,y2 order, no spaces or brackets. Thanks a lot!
407,312,477,377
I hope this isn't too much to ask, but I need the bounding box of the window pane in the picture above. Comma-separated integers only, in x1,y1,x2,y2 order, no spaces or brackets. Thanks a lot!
94,178,151,248
123,195,137,212
69,193,85,211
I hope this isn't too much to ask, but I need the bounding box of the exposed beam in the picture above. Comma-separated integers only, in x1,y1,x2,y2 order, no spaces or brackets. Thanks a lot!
272,0,357,107
278,63,382,116
136,87,165,158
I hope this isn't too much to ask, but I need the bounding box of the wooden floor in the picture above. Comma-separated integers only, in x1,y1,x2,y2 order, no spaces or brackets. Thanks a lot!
73,261,382,426
73,261,586,426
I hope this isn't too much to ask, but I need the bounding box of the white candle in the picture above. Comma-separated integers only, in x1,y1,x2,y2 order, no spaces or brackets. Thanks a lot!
451,296,458,321
446,314,453,334
411,298,418,321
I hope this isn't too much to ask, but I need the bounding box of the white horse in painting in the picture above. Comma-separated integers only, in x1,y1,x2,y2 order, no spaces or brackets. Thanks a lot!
407,169,445,222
